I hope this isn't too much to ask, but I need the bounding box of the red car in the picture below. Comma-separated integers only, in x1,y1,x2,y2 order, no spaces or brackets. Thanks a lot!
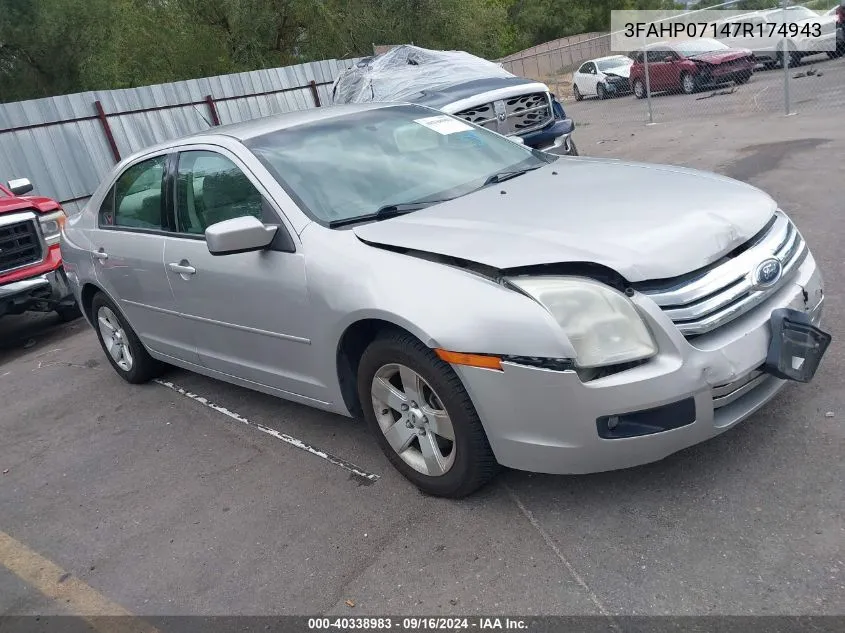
630,39,755,97
0,178,79,321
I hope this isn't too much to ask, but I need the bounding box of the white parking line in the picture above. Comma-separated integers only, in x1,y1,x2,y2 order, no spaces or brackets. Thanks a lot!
154,379,380,484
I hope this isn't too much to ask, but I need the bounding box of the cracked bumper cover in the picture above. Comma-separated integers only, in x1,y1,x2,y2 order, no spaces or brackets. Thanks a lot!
453,252,824,475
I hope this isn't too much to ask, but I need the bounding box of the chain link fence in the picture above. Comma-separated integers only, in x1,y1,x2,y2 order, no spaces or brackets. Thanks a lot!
499,3,843,132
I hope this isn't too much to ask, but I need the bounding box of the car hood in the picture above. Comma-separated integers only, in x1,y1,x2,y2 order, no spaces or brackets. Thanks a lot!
603,65,632,78
353,158,777,282
687,50,751,64
0,194,62,215
413,77,548,111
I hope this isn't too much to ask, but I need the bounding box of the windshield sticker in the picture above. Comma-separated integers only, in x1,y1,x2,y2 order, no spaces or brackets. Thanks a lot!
414,115,474,135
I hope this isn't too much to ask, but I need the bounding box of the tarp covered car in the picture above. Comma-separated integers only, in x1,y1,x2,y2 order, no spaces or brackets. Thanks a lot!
331,45,577,155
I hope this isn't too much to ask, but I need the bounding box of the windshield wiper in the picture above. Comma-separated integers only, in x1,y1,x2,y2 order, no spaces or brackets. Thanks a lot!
482,164,545,186
328,198,454,228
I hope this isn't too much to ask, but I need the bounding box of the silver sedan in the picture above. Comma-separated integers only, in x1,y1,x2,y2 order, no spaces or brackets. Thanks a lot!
61,103,830,497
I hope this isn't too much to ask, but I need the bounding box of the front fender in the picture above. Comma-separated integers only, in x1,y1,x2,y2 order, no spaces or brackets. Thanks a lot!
302,228,577,408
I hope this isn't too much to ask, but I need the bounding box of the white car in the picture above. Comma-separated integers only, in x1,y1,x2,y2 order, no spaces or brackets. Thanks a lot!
717,6,839,66
572,55,633,101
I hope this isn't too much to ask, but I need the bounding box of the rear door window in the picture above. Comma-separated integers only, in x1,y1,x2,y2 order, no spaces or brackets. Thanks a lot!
104,156,167,229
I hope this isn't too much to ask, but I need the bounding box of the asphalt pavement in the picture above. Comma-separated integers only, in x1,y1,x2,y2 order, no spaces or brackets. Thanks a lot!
0,105,843,619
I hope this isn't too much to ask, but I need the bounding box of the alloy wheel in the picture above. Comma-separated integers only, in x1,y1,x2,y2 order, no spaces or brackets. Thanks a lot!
634,80,645,99
97,306,134,371
371,363,456,476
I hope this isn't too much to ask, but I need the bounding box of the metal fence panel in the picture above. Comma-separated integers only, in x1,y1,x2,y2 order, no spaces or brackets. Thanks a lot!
0,58,361,212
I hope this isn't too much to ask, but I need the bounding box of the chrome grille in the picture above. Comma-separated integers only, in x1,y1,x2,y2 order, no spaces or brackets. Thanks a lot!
712,367,768,409
640,211,807,337
0,216,42,274
454,92,553,137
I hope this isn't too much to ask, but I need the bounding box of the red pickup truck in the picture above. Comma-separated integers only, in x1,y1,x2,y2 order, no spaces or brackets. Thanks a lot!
0,178,79,321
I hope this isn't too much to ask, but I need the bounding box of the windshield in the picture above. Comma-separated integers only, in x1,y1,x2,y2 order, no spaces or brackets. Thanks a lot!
676,39,730,57
246,105,552,226
596,57,632,71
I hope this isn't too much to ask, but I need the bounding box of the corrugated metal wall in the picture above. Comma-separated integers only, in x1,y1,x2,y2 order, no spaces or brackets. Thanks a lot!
0,58,360,214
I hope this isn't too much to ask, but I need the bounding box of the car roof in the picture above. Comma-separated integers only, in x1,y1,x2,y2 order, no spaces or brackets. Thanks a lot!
116,102,411,165
587,55,631,64
204,102,396,141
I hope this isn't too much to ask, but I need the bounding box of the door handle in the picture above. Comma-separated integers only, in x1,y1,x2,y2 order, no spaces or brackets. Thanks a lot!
168,262,196,275
93,249,108,261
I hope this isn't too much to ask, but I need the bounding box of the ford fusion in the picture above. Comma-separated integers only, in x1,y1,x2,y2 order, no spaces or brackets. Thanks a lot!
60,103,831,497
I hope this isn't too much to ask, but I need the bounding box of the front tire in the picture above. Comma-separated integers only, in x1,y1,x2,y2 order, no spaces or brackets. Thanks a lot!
597,83,607,100
681,72,696,94
777,48,801,68
735,70,752,85
566,138,579,156
357,330,498,498
55,303,82,322
91,292,164,384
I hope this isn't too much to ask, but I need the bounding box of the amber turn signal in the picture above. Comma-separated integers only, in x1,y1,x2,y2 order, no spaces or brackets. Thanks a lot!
435,349,503,370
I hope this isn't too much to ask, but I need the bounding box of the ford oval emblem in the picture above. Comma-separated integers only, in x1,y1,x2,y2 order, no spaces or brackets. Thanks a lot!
753,258,783,289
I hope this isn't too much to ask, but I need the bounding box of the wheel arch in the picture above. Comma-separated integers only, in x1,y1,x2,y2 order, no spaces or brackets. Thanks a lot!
335,315,435,418
80,282,106,325
80,283,134,336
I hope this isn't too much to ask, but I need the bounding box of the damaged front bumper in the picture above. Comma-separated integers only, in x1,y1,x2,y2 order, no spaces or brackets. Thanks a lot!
452,252,824,475
0,267,75,317
525,117,576,156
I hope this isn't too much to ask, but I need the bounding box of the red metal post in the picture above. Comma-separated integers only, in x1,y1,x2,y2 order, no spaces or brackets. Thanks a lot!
309,80,322,107
94,100,121,163
205,95,221,126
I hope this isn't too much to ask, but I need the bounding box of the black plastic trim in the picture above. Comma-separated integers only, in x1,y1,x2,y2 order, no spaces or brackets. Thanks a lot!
502,356,575,371
597,397,696,439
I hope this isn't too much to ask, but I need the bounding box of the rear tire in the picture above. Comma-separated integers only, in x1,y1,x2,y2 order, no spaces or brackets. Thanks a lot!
91,292,164,384
357,329,499,498
573,84,583,101
633,79,646,99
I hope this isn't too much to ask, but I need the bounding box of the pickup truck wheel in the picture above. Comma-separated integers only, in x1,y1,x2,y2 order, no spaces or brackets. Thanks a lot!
55,304,81,322
91,292,163,384
633,79,646,99
357,330,499,498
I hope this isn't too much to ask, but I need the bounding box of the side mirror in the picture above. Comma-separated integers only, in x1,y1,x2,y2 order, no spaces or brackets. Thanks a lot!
663,55,675,62
205,215,277,256
7,178,33,196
